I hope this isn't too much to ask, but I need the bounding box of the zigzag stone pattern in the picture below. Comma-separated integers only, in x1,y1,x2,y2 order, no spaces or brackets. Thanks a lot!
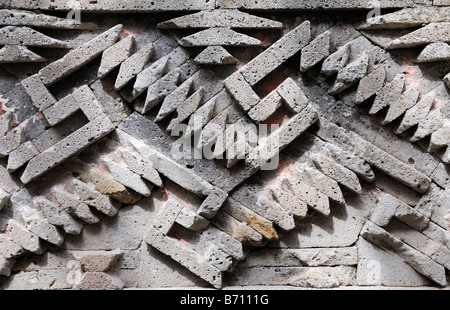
0,2,449,290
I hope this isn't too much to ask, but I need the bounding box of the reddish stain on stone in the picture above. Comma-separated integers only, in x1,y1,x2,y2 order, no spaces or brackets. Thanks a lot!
401,57,421,86
121,29,138,38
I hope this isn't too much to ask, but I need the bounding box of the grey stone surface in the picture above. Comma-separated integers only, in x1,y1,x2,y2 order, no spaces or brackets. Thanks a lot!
388,23,450,49
321,44,351,76
239,21,311,86
278,193,373,249
248,90,283,123
114,43,154,91
53,187,101,225
355,65,386,104
39,24,123,86
102,158,152,197
300,31,331,72
175,207,210,231
36,196,83,236
221,197,279,242
276,77,309,113
118,148,163,187
216,0,413,9
0,0,215,12
361,221,447,287
246,104,318,170
270,186,308,218
396,91,435,134
21,74,57,111
131,46,190,101
370,192,400,227
21,115,115,184
0,234,23,259
194,46,237,66
0,44,46,63
197,188,228,220
224,71,260,112
0,26,67,47
416,42,450,63
282,177,330,216
228,265,356,288
202,226,244,260
357,237,431,287
382,85,420,125
0,9,98,29
42,95,79,126
141,68,181,114
158,9,283,29
386,219,450,270
180,28,262,47
0,111,12,137
98,35,135,79
152,198,183,235
444,73,450,88
212,210,265,247
0,216,45,254
310,153,362,193
145,226,222,289
359,6,450,30
242,247,357,267
6,140,39,172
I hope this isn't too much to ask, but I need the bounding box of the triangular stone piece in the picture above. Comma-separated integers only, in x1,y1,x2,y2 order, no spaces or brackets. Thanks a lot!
132,57,169,100
194,46,237,65
359,7,450,30
180,28,262,47
416,42,450,63
0,26,68,48
396,91,435,134
142,68,181,114
158,9,283,29
300,31,331,72
155,79,193,122
387,23,450,49
369,74,405,115
114,43,154,90
98,35,135,78
0,9,98,29
168,87,205,132
0,45,46,63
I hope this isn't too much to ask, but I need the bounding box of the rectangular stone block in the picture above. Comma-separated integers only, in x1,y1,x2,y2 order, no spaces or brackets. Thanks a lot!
20,115,115,184
39,24,123,86
72,85,106,121
153,198,183,235
0,234,23,259
222,197,279,241
216,0,414,9
21,74,57,111
0,216,45,254
386,219,450,270
202,226,244,260
1,0,215,11
239,21,311,86
70,179,120,217
246,104,318,170
242,247,357,267
145,226,222,289
224,71,260,112
42,94,79,126
197,187,228,220
102,158,152,197
6,140,39,172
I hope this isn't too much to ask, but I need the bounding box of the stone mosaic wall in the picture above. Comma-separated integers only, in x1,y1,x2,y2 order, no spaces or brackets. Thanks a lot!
0,0,449,290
